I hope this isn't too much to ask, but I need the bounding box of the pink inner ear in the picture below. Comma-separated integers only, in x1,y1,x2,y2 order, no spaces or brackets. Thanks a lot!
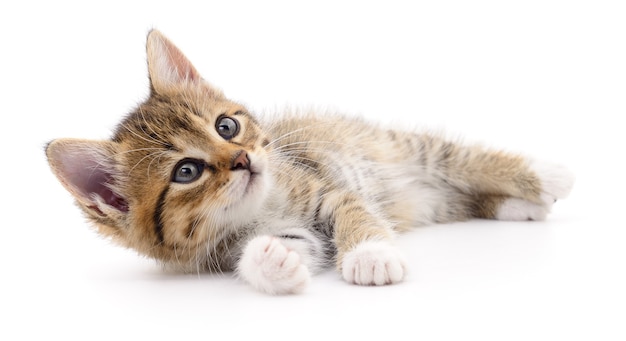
59,153,129,213
148,30,202,89
170,48,199,83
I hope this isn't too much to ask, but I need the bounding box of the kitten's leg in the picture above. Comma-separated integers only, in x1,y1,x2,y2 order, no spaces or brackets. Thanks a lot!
419,135,575,220
467,159,574,221
322,191,407,286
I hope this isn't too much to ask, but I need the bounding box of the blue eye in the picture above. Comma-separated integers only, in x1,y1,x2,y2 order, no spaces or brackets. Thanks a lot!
216,115,239,140
172,159,204,183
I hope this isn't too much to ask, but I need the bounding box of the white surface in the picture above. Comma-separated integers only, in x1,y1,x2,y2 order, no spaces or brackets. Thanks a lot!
2,1,625,340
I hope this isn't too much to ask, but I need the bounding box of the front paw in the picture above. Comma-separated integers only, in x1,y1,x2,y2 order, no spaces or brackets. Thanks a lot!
238,235,310,295
341,240,407,286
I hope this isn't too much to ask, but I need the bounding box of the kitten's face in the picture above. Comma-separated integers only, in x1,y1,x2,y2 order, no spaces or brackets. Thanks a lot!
46,30,271,270
114,89,271,267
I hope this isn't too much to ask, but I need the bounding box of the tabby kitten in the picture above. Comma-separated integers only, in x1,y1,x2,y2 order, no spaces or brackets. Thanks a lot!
46,30,574,294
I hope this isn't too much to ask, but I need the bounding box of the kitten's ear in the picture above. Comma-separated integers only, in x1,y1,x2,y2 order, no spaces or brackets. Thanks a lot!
146,29,222,97
46,139,129,218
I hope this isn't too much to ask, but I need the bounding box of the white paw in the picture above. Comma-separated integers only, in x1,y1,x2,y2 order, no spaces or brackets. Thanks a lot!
496,198,548,221
497,161,574,221
341,240,406,286
530,160,575,204
238,235,310,295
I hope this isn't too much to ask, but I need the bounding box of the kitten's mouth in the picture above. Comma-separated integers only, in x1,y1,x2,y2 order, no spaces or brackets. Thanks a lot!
234,166,262,196
228,157,268,210
244,171,261,193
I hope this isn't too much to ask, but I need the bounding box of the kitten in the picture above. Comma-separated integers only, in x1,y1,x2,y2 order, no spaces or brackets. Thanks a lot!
46,30,574,294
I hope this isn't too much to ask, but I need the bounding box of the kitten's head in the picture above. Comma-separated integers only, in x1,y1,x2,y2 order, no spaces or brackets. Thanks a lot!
46,30,272,271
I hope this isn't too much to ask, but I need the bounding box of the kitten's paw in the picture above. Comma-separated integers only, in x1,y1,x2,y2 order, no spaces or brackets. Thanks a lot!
497,161,574,221
496,198,548,221
341,240,406,286
238,235,310,295
530,160,575,204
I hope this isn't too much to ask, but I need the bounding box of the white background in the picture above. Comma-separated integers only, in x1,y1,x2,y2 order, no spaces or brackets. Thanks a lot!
1,1,625,340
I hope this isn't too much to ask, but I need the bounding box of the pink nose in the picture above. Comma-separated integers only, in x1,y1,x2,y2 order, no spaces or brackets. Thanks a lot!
231,150,250,170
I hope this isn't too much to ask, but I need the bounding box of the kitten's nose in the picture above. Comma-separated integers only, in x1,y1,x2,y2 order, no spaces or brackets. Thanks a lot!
231,150,250,170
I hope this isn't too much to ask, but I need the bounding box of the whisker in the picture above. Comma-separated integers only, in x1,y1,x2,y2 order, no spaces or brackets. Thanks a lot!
121,122,169,147
146,150,169,178
262,119,339,148
269,153,334,171
270,140,349,153
139,108,169,143
127,150,169,176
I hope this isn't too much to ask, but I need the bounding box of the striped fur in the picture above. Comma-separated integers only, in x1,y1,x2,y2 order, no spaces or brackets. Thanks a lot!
46,30,574,294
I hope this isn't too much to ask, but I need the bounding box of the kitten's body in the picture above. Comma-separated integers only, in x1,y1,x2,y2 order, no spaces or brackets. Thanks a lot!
46,31,574,294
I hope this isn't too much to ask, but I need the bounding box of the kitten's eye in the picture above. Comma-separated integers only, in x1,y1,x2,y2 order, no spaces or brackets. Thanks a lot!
216,115,239,140
172,159,204,183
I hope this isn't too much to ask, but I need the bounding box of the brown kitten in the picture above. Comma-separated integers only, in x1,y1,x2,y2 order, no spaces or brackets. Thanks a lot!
46,30,574,294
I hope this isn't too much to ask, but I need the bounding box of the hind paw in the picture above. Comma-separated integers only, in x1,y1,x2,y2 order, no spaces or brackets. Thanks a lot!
530,160,575,204
496,198,548,221
497,160,575,221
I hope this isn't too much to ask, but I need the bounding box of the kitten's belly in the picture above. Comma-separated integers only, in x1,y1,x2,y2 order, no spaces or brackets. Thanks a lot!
330,158,454,230
381,179,452,231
